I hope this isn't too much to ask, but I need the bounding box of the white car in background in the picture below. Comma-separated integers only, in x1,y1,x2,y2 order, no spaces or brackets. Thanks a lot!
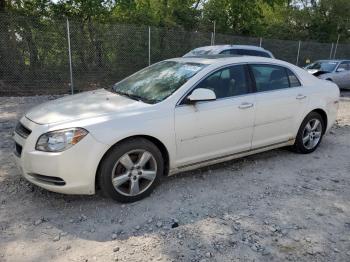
13,56,339,202
184,45,275,58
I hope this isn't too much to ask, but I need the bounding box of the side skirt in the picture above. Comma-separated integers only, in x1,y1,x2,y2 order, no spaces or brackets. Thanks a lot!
169,139,295,175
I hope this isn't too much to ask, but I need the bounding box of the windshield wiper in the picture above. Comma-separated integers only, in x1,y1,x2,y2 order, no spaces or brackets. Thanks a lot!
112,90,155,104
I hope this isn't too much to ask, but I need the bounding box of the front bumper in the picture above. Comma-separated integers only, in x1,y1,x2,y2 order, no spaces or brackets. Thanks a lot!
13,117,109,195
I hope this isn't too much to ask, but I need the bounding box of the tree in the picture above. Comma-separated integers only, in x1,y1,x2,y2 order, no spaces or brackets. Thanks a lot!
268,0,350,42
111,0,201,30
200,0,285,36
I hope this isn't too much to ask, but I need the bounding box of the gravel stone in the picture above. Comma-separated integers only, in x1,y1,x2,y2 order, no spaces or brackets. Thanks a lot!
1,94,350,261
34,219,43,226
53,235,60,242
205,252,212,258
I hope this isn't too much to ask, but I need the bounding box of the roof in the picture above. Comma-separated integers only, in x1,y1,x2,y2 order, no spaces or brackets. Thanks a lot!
182,54,242,59
315,59,349,63
183,44,274,58
191,45,269,52
169,55,275,65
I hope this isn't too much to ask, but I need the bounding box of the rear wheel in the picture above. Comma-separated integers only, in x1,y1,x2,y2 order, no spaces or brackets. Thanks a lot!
98,138,164,202
292,112,325,154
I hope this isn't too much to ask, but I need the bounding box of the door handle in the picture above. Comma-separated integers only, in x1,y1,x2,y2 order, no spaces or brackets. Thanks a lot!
238,102,254,109
296,94,307,100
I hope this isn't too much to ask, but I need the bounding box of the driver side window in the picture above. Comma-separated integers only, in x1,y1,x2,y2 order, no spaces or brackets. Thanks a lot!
194,65,251,99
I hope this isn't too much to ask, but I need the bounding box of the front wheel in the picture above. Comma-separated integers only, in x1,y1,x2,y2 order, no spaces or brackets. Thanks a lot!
292,112,325,154
98,138,164,203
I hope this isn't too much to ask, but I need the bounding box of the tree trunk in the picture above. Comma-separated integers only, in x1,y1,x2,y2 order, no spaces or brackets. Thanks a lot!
0,0,6,11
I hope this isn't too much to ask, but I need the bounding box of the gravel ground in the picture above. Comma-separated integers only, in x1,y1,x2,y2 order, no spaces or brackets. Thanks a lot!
1,91,350,262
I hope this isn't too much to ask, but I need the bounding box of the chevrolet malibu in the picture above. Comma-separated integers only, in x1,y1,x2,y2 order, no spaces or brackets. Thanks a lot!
13,56,339,202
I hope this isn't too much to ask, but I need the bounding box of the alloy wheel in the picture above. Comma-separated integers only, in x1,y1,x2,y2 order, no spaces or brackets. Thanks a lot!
111,150,157,196
302,118,322,150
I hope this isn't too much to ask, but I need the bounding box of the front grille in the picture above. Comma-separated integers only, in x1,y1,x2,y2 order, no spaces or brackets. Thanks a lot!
28,173,66,186
15,122,31,139
14,142,22,157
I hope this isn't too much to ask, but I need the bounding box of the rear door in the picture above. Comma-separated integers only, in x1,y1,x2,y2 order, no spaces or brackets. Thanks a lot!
249,64,309,148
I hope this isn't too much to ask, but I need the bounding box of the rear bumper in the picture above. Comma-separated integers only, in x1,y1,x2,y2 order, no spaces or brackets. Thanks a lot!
13,117,109,195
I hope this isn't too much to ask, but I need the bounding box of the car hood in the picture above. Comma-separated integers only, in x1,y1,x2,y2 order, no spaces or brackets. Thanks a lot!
306,69,319,74
306,69,332,77
25,89,149,125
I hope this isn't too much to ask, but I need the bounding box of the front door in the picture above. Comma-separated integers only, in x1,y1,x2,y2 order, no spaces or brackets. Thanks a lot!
174,64,255,166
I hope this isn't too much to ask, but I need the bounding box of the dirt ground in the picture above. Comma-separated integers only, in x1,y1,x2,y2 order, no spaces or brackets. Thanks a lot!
1,91,350,262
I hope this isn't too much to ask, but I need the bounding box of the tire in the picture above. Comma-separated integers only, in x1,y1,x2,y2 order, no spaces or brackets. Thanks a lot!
98,138,164,203
292,112,325,154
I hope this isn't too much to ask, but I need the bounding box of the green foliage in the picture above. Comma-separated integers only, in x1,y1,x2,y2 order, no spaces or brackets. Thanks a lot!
262,0,350,42
201,0,269,35
3,0,350,42
1,0,350,95
111,0,201,30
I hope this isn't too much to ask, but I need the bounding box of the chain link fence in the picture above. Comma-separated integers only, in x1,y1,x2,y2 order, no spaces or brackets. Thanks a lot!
1,12,350,96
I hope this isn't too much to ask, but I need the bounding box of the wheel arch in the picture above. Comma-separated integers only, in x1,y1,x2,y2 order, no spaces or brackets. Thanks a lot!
308,108,328,134
95,135,170,191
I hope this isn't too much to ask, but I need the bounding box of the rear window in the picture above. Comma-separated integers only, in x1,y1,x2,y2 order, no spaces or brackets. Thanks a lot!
287,69,301,87
220,49,239,55
250,64,301,92
238,49,271,58
250,64,290,92
220,49,271,58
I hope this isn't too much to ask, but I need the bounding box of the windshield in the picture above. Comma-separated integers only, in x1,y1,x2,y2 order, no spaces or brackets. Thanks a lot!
113,61,206,103
305,61,338,72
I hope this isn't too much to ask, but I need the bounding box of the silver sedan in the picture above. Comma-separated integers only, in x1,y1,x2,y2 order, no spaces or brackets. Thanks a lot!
305,60,350,90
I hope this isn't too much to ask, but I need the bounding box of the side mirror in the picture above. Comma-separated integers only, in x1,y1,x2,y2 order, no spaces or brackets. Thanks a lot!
337,68,346,73
186,88,216,103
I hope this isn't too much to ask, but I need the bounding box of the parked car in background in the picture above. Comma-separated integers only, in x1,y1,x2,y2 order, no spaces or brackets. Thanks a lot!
305,60,350,89
13,56,339,202
183,45,275,58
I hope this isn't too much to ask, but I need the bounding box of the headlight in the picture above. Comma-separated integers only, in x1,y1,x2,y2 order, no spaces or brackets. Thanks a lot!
36,128,88,152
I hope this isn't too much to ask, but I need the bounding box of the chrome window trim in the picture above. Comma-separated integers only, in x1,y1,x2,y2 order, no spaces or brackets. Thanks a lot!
176,86,304,108
176,92,257,108
248,86,303,96
176,61,304,107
